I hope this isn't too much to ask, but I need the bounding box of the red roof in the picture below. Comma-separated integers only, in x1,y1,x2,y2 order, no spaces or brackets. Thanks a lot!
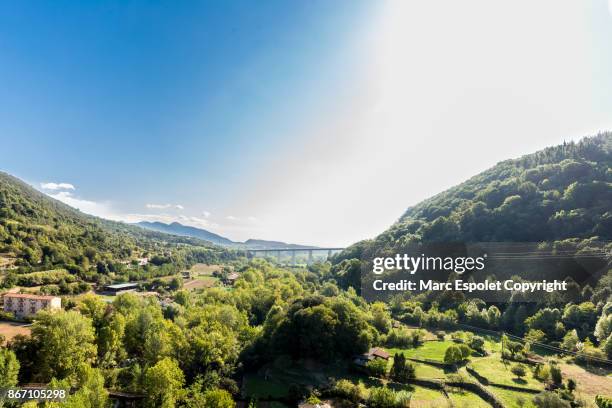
369,347,390,359
2,293,58,301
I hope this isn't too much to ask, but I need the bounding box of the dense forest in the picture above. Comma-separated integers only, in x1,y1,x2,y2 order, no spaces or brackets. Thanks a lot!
330,134,611,297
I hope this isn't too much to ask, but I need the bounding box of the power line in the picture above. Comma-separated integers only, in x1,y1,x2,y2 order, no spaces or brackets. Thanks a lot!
453,322,612,365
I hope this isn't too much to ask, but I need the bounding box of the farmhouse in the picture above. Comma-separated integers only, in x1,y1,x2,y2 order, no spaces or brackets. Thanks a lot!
2,293,61,318
353,347,390,367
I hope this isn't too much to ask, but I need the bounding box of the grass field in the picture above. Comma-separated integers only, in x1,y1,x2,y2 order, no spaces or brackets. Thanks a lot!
386,340,455,362
183,275,219,291
447,387,490,408
400,385,447,408
242,374,289,399
486,387,537,408
190,263,223,276
468,355,542,389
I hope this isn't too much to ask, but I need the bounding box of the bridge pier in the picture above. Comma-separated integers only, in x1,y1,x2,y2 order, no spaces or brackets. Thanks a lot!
248,247,344,266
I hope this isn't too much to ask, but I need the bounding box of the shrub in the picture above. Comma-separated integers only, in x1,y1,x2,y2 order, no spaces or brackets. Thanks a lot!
444,345,464,364
596,394,612,408
451,331,467,343
604,334,612,359
549,364,562,386
411,329,426,347
533,392,571,408
386,328,413,348
332,379,367,403
366,358,388,378
391,353,415,382
469,336,485,354
566,378,576,393
511,364,527,380
436,331,446,340
534,364,550,382
368,387,396,408
458,344,472,360
394,390,412,408
561,329,579,351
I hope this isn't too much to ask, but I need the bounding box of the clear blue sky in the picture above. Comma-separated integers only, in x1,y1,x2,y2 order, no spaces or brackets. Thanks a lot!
1,1,611,246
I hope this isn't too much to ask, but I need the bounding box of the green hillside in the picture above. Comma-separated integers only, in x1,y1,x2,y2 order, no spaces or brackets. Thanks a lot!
0,172,234,287
336,133,611,260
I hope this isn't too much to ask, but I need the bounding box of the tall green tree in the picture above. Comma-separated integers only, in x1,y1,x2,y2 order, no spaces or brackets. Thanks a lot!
30,310,97,381
143,357,185,408
0,347,19,387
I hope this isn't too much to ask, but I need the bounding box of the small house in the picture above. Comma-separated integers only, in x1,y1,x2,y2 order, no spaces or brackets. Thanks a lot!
353,347,390,367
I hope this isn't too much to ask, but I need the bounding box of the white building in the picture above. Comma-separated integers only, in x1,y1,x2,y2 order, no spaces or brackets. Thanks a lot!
3,293,61,318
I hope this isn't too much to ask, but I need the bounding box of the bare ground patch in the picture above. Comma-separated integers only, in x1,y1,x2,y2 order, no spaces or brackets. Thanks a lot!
183,276,218,290
0,321,31,344
559,362,612,401
190,263,224,276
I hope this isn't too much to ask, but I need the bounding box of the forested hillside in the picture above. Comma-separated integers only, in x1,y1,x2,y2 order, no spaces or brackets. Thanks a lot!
328,133,612,341
335,133,611,261
0,172,235,288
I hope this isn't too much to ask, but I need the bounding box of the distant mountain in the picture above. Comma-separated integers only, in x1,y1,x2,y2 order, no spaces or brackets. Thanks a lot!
136,221,234,246
135,221,318,249
240,239,319,250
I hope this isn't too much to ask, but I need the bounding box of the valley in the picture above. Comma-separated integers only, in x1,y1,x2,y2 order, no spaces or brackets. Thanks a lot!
0,134,610,407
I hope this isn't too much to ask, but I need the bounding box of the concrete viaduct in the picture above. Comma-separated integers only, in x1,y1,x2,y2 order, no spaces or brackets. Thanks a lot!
247,247,345,265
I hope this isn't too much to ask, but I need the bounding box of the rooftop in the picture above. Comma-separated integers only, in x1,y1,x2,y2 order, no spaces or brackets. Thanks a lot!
368,347,390,360
3,293,59,300
106,283,139,290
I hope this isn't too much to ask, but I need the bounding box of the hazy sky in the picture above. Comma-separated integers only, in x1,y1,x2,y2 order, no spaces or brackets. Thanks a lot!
1,1,611,246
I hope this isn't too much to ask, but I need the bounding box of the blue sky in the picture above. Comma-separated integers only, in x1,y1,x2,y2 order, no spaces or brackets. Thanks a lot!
1,1,612,246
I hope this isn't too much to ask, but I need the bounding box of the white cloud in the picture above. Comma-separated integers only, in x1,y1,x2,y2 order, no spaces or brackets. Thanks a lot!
226,215,238,221
202,211,211,218
145,203,184,210
41,188,238,238
48,191,116,219
41,182,75,191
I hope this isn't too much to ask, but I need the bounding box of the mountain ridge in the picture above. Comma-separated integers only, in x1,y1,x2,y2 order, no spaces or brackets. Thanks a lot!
332,132,612,265
135,221,320,250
